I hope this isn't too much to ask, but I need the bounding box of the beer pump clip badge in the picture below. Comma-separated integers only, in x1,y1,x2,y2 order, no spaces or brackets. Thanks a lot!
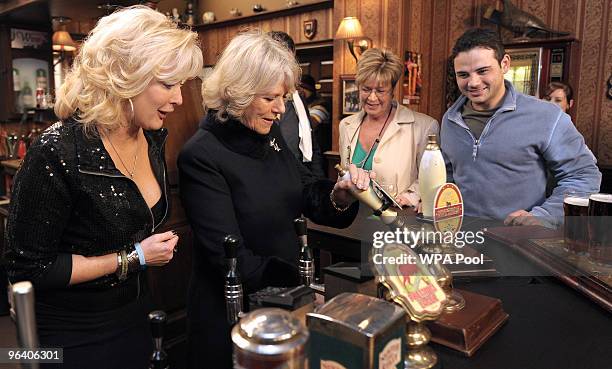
372,243,446,322
433,183,463,233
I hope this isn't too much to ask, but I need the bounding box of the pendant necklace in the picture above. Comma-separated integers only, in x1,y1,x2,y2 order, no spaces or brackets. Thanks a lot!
105,130,141,179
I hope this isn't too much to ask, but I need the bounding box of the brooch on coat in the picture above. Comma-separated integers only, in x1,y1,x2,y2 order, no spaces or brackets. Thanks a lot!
269,138,281,152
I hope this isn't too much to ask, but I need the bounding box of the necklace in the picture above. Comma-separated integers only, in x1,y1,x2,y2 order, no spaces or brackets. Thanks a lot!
104,130,141,179
349,106,394,168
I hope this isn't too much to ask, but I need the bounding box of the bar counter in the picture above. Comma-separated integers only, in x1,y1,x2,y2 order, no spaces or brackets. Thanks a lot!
308,209,611,369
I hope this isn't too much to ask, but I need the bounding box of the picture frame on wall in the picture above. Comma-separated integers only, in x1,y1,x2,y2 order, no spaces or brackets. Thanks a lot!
341,74,359,115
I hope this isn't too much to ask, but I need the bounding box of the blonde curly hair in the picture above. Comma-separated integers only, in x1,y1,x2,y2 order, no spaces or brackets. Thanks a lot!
55,5,203,133
202,29,301,123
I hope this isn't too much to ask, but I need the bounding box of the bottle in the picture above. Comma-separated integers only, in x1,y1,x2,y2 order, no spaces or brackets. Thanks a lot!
184,2,195,26
418,134,446,219
223,235,243,325
13,69,21,92
334,165,397,224
17,136,27,159
21,82,34,108
294,217,313,287
36,69,47,90
149,310,169,369
36,87,45,108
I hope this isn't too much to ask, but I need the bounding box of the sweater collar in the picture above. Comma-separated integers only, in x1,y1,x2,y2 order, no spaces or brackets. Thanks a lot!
447,80,517,125
201,111,275,159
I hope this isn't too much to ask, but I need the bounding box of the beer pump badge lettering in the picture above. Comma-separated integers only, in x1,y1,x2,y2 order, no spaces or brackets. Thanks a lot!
321,360,348,369
373,244,446,321
433,183,463,233
379,338,402,369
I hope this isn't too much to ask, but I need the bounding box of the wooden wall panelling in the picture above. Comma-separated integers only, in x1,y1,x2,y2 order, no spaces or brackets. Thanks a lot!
594,0,612,165
296,8,334,44
268,14,286,32
331,0,348,152
558,0,583,38
428,0,452,121
406,0,429,114
198,7,333,66
383,0,403,103
164,78,204,186
575,0,605,151
523,0,551,27
200,27,217,65
0,25,12,121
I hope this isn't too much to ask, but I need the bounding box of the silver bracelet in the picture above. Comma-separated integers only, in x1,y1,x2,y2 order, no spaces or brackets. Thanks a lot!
127,249,141,274
115,250,128,281
329,190,350,212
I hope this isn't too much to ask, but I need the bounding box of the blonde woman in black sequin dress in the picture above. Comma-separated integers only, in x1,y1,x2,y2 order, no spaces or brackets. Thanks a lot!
4,6,202,368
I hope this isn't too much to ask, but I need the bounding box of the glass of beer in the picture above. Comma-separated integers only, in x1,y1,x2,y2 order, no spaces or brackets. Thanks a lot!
587,193,612,267
563,191,590,255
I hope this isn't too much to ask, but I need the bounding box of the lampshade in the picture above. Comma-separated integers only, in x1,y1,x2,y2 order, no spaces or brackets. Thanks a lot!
335,17,365,40
52,30,76,52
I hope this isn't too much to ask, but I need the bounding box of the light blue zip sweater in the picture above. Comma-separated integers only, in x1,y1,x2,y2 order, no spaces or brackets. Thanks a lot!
441,81,601,224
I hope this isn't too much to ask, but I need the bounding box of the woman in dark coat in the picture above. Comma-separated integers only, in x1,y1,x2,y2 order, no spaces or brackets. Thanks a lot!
178,30,372,369
4,6,202,368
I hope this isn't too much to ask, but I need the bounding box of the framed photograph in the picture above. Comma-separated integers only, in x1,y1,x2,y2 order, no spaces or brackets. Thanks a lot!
341,74,360,115
505,47,542,97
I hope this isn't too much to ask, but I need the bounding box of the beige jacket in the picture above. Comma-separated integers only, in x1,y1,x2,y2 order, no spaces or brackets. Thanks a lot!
339,103,439,205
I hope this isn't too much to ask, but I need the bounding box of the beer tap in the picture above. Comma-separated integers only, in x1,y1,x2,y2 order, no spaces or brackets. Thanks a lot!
11,281,40,369
224,235,243,325
294,217,314,287
334,164,398,224
148,310,169,369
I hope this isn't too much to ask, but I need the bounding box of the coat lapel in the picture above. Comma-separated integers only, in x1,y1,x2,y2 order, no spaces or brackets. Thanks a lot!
377,104,415,148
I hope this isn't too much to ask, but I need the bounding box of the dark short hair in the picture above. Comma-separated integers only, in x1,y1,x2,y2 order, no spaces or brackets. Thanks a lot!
543,81,573,102
300,74,316,92
267,31,295,53
451,28,505,64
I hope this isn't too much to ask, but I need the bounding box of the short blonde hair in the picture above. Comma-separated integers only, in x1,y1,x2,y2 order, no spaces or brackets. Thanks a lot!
55,5,203,133
355,48,403,88
202,29,300,122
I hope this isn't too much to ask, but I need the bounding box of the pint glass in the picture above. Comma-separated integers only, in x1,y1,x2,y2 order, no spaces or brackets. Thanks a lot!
587,193,612,267
563,191,590,254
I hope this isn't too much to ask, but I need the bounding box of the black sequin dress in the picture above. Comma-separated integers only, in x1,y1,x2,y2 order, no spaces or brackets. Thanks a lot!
4,119,169,369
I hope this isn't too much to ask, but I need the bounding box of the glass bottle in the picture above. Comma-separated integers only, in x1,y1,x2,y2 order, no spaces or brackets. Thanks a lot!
418,135,446,219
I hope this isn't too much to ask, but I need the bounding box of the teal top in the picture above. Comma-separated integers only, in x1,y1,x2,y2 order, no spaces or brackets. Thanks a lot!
351,139,376,170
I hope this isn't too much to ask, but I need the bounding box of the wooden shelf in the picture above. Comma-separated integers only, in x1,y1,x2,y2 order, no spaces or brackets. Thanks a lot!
193,0,332,31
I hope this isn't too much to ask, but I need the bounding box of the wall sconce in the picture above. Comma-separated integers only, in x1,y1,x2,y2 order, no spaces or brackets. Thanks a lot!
52,17,76,52
335,16,371,62
52,17,76,66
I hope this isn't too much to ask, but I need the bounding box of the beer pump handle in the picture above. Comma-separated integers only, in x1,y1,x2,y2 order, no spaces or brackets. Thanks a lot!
224,235,243,325
294,217,314,286
293,217,307,237
12,281,40,369
333,165,398,225
149,310,166,343
149,310,169,369
224,235,239,259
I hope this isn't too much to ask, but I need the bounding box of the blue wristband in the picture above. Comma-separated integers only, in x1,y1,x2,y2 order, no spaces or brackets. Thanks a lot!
134,242,146,269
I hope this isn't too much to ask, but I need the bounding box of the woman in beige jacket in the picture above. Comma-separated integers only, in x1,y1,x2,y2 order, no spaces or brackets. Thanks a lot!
339,48,439,208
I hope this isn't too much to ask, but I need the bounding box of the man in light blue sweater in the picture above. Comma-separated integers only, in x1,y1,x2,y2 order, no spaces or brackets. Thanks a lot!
441,28,601,226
